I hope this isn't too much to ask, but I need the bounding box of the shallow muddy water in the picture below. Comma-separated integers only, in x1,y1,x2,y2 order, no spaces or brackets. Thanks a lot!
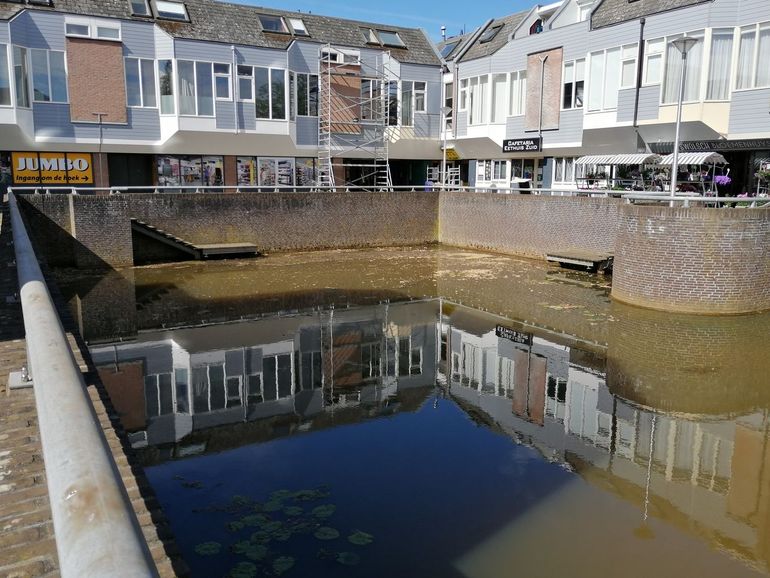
55,246,770,577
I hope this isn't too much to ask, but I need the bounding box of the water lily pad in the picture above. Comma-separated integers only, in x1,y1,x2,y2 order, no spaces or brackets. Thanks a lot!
261,520,282,533
311,504,336,519
336,552,361,566
227,521,245,532
250,530,271,544
241,514,268,527
287,520,313,534
232,540,252,554
231,495,252,506
314,526,340,540
283,506,303,517
181,480,203,489
229,561,258,578
272,556,295,576
270,489,293,501
194,541,222,556
263,500,284,512
244,544,268,561
317,548,335,560
347,530,374,546
273,528,293,542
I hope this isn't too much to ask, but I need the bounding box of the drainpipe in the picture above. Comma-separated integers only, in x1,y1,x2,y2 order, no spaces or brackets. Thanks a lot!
632,19,646,142
538,54,548,139
232,45,238,134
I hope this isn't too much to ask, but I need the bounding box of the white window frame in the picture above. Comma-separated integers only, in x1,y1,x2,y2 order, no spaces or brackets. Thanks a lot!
177,59,217,117
287,17,309,36
561,58,585,110
587,47,621,112
125,57,158,108
130,0,152,17
660,29,705,105
620,44,637,89
237,65,254,102
154,0,190,22
258,14,289,34
643,37,665,86
254,66,287,121
414,80,426,113
490,72,507,123
213,62,231,101
65,17,121,41
459,78,468,111
0,43,12,108
30,48,68,104
12,45,31,109
157,58,175,115
295,72,318,117
735,21,770,91
509,70,526,116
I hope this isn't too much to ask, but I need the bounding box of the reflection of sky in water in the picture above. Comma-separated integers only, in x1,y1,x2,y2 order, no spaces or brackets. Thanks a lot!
58,247,770,578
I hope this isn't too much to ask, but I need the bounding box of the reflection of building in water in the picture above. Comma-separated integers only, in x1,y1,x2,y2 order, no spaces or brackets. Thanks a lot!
91,301,438,452
443,306,770,573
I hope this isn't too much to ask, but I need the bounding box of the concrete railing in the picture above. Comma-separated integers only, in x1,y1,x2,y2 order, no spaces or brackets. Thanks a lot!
8,193,158,578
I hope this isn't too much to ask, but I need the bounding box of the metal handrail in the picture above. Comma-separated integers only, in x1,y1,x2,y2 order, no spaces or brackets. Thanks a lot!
8,193,157,578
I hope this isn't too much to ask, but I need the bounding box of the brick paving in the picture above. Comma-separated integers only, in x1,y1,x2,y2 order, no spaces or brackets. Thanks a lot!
0,198,188,577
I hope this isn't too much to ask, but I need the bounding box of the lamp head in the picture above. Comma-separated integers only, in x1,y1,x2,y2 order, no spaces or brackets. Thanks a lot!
670,37,698,55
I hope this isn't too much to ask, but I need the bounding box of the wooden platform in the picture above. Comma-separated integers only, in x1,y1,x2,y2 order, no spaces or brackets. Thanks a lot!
131,220,259,261
546,250,614,273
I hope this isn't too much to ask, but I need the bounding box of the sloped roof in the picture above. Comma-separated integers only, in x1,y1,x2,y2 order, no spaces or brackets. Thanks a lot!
436,32,474,62
591,0,713,29
458,10,529,63
0,0,441,66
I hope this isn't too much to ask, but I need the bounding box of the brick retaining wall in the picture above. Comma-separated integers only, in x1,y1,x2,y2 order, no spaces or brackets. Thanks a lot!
612,205,770,314
438,192,622,258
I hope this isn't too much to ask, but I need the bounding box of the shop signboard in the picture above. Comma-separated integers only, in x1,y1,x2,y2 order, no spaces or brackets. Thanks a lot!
502,138,542,153
495,324,532,346
11,152,93,184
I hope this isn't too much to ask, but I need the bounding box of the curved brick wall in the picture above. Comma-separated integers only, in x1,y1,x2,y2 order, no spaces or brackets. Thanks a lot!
612,205,770,314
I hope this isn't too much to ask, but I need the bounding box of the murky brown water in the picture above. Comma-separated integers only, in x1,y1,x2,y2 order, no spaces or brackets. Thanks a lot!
55,245,770,577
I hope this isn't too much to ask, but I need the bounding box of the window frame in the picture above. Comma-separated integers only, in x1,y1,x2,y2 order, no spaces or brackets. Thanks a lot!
0,43,12,107
508,70,526,116
124,57,157,108
254,66,287,121
13,45,30,109
294,72,318,117
30,48,68,104
413,80,426,113
561,58,585,110
176,59,217,117
660,30,705,105
157,58,175,114
213,62,231,101
237,65,254,102
642,37,665,86
377,30,405,48
64,17,121,41
130,0,152,17
258,14,289,34
479,24,503,44
735,21,770,91
154,0,190,22
287,17,309,36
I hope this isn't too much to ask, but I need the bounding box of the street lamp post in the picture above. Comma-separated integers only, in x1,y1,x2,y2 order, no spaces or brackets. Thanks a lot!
441,105,452,190
92,112,108,190
669,37,699,204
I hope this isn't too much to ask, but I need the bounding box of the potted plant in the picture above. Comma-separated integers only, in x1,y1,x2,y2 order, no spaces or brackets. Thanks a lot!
714,174,732,197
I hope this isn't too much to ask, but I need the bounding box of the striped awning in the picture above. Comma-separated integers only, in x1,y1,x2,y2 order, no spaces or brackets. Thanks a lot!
609,153,662,165
575,153,661,165
574,155,616,165
659,152,728,166
754,157,770,167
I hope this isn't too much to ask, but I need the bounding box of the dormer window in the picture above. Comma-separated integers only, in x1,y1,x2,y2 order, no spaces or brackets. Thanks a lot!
377,30,405,48
529,19,544,35
479,24,502,43
259,14,288,33
130,0,151,16
440,40,460,58
288,18,309,36
154,1,189,22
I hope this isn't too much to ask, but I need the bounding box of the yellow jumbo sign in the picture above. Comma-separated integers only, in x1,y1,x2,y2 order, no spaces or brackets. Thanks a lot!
12,152,94,184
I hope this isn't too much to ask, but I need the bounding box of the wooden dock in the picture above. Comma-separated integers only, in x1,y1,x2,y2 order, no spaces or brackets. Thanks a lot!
546,250,614,274
131,219,259,260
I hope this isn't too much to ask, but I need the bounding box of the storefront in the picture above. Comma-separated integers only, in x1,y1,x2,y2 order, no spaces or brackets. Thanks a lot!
1,151,94,192
236,156,316,188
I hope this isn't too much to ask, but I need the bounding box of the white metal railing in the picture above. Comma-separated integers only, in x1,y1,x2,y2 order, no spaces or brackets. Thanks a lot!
7,192,158,578
6,185,770,206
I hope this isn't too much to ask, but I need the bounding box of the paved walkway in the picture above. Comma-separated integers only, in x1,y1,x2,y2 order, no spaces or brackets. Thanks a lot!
0,199,187,577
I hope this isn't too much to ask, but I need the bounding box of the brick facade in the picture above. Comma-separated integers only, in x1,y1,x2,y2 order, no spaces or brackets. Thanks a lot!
66,38,127,125
612,205,770,314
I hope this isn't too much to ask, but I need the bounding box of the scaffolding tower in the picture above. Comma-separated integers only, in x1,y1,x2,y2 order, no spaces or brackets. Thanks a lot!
317,44,394,190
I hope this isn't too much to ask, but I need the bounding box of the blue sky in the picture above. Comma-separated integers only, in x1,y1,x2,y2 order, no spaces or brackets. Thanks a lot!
233,0,535,40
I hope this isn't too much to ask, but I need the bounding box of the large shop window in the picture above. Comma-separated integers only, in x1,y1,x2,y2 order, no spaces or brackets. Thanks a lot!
156,155,224,188
236,157,316,187
0,44,10,106
252,67,286,120
31,49,67,103
125,57,156,108
662,32,703,103
737,22,770,90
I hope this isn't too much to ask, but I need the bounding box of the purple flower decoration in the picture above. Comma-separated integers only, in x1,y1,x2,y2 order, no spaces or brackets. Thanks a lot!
714,175,732,186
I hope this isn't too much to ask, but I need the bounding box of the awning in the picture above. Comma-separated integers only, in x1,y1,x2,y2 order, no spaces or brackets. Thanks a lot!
609,153,661,165
575,153,661,165
754,157,770,167
575,154,615,165
659,152,728,166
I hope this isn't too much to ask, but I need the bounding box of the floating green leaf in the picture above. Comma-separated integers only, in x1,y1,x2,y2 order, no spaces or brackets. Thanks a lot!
287,520,313,534
229,561,258,578
270,489,293,501
227,520,245,532
240,514,268,527
231,495,251,506
250,530,271,544
292,489,319,502
347,530,374,546
194,541,222,556
263,500,283,512
317,548,335,561
232,540,252,554
272,556,295,576
273,528,293,542
336,552,361,566
283,506,303,517
311,504,336,519
244,544,268,561
314,526,340,541
261,520,282,533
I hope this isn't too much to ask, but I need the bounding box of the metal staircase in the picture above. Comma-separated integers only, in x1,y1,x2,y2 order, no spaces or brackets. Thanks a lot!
317,45,394,191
